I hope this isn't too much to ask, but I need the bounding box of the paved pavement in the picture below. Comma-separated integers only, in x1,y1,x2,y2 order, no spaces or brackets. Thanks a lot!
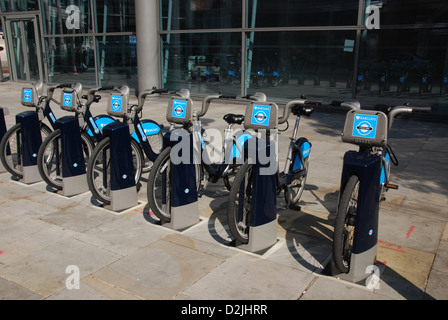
0,81,447,301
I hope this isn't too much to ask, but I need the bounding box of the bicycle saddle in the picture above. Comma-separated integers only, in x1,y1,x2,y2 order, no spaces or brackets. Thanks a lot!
82,94,102,103
223,113,245,124
292,105,314,117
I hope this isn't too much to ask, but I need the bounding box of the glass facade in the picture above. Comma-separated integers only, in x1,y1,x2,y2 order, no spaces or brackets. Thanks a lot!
0,0,447,114
160,0,448,115
0,0,136,86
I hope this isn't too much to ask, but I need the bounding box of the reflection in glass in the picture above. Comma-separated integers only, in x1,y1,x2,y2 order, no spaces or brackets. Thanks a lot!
40,0,92,35
245,31,356,100
160,0,242,30
161,32,242,95
0,0,39,12
358,28,448,107
247,0,359,28
94,0,136,33
95,35,137,87
45,36,96,85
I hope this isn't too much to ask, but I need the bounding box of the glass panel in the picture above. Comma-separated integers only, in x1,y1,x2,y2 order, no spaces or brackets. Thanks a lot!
22,20,40,81
358,28,448,115
245,30,357,101
40,0,92,35
9,21,27,80
95,35,137,87
45,36,96,85
94,0,136,33
161,32,242,96
1,0,39,12
160,0,242,30
247,0,359,28
364,0,448,26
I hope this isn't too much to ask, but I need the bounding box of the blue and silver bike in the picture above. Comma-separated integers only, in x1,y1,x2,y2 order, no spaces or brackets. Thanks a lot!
332,100,431,275
147,91,266,222
37,83,116,190
226,96,319,243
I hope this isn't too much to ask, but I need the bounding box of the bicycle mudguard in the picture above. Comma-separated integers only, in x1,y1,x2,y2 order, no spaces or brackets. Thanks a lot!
86,114,116,137
131,119,162,143
291,137,311,172
229,131,254,161
380,150,390,185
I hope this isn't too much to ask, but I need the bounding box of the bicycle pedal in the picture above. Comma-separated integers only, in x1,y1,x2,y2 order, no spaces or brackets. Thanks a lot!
386,183,399,190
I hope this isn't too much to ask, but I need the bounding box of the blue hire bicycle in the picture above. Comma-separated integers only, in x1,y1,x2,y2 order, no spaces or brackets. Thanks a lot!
332,100,431,274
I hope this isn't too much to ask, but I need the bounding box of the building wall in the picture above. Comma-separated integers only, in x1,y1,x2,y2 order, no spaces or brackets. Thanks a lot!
1,0,447,114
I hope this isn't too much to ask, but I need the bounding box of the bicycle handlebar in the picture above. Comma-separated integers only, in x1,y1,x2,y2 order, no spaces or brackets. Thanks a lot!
278,98,322,124
388,105,431,129
197,92,267,118
137,88,169,111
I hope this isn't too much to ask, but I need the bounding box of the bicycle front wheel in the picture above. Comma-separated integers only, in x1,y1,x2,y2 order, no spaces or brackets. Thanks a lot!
284,155,309,207
147,146,202,222
37,129,94,190
227,162,253,244
0,123,52,178
86,137,143,205
332,175,360,273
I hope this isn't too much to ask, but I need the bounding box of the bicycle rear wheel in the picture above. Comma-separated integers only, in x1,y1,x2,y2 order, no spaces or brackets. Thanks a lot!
332,175,360,273
86,137,143,205
37,129,94,190
0,123,51,178
227,161,253,244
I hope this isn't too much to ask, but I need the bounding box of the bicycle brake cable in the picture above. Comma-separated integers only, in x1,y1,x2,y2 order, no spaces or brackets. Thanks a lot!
387,144,399,166
278,120,289,132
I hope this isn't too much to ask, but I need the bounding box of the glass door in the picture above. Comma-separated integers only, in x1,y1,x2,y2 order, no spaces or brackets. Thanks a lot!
4,16,43,82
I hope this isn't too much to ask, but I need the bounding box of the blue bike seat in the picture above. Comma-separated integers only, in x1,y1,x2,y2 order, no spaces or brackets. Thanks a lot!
223,113,245,125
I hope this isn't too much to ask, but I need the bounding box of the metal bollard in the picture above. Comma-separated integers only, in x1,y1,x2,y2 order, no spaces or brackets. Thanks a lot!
164,129,199,231
15,111,42,184
56,116,89,196
102,121,138,211
236,137,278,254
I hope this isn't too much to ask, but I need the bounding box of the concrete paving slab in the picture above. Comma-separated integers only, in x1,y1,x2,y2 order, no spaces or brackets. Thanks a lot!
47,275,142,300
0,219,77,264
425,269,448,300
376,244,435,290
92,237,224,299
300,276,390,300
378,208,445,253
264,234,331,273
0,237,121,298
74,214,174,256
0,276,42,300
40,204,119,233
183,252,315,300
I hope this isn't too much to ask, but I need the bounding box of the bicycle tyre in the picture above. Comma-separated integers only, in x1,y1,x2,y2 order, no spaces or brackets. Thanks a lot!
332,175,360,273
284,155,309,207
227,161,253,244
86,137,143,205
37,129,94,190
147,146,202,222
0,122,52,178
